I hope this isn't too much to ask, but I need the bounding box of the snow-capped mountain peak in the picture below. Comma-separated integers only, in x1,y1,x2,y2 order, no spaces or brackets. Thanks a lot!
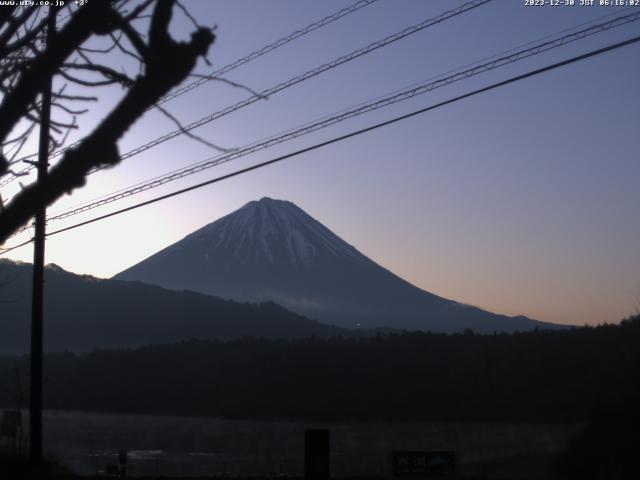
115,197,552,333
181,197,363,267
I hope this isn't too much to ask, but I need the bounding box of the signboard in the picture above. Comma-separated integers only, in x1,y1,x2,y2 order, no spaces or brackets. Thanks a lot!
391,451,456,477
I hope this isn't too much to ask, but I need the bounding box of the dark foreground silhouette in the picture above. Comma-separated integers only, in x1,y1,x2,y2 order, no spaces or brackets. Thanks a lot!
1,316,638,478
1,316,638,421
553,389,640,480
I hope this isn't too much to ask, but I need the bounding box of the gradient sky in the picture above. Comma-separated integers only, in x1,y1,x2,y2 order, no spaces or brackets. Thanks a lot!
2,0,639,326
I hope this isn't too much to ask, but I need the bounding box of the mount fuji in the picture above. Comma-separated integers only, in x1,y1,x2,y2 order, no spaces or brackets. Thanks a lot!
115,197,556,333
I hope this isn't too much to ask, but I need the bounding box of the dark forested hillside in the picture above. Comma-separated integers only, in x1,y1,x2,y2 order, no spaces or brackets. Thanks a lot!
0,259,347,353
1,317,638,422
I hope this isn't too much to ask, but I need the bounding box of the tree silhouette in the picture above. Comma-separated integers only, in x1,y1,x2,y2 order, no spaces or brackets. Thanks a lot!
0,0,215,244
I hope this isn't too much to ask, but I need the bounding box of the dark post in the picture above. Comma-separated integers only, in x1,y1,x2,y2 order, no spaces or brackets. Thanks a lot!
305,429,330,480
30,7,55,465
118,449,128,477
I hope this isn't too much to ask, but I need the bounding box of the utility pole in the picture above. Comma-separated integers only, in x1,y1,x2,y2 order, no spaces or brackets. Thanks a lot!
30,7,55,465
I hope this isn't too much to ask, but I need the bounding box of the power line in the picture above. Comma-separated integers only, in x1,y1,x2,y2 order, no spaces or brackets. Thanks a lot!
158,0,381,105
21,10,638,233
1,33,631,251
0,0,492,187
0,238,32,255
92,0,492,171
0,0,380,184
44,6,638,219
9,6,638,222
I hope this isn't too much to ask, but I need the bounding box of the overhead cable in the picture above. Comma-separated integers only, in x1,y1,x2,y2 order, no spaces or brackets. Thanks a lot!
0,0,492,187
32,10,640,228
0,32,633,254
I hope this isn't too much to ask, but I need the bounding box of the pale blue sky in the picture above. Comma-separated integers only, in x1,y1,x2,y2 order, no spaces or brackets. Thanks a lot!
3,0,639,326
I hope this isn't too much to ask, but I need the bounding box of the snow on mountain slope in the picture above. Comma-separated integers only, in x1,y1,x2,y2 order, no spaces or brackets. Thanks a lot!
115,197,558,333
179,197,365,266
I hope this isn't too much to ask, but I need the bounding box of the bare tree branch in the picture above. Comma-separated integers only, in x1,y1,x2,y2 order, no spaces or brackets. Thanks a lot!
0,2,119,143
189,73,268,99
0,0,216,243
153,103,233,153
62,62,135,87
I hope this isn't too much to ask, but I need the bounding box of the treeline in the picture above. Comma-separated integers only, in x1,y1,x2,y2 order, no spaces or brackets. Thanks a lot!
1,317,639,421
